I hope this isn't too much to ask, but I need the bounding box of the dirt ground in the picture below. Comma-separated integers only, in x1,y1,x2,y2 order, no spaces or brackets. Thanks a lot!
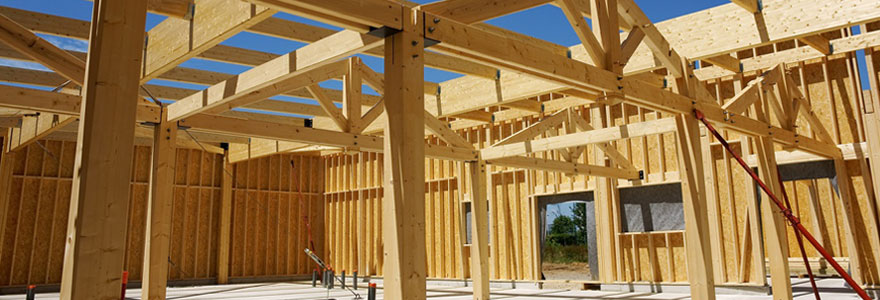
541,262,592,281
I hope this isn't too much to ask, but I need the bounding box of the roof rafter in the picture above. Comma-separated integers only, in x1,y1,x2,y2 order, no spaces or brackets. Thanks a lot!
166,30,382,121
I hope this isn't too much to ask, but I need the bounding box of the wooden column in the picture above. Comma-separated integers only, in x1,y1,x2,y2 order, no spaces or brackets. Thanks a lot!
382,7,426,300
673,114,716,300
591,105,619,283
345,57,363,133
141,111,178,300
589,0,622,283
753,135,792,298
59,0,147,299
859,48,880,280
0,132,13,260
216,147,234,284
739,136,767,285
467,161,490,300
750,92,791,299
831,158,871,284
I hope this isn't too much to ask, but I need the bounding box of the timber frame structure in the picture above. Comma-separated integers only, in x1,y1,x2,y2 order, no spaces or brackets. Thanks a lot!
0,0,878,299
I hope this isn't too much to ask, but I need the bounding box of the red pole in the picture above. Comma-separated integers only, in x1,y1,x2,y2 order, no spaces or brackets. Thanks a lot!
775,167,821,299
120,271,129,300
694,109,870,300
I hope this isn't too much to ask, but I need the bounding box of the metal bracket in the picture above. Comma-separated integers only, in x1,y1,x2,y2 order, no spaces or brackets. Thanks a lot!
367,26,401,38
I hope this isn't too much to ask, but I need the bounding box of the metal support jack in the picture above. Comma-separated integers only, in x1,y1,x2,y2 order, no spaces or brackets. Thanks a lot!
305,248,363,299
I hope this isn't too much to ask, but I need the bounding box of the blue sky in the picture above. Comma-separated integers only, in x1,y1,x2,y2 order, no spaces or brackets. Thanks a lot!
0,0,870,89
0,0,734,88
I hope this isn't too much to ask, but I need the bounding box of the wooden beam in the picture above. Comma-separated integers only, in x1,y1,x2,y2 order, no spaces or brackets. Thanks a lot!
466,161,490,300
59,0,147,298
424,14,839,158
721,79,762,115
421,0,552,24
142,0,276,82
493,109,567,146
673,114,716,299
0,13,85,84
167,30,379,121
6,114,76,152
141,111,177,300
799,34,832,55
452,110,493,123
703,54,741,73
424,110,473,149
306,84,348,131
489,156,640,179
216,148,233,284
616,0,683,77
382,8,426,299
480,117,676,160
86,0,194,19
619,27,644,67
730,0,759,13
557,0,605,67
249,0,402,32
785,75,834,144
360,99,386,131
179,114,479,161
568,111,637,171
502,99,543,113
0,85,160,122
345,57,363,133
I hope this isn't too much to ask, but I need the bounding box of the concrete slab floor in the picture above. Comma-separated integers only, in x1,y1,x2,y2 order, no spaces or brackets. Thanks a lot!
0,278,867,299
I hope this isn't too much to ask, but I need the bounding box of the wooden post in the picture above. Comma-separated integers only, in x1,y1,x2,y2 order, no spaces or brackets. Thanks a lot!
739,136,767,285
832,158,876,284
141,110,178,300
382,7,426,300
749,90,792,299
216,148,234,284
591,105,618,283
467,161,490,300
0,131,13,261
345,57,363,133
59,0,147,299
673,114,716,299
589,0,622,283
753,135,792,299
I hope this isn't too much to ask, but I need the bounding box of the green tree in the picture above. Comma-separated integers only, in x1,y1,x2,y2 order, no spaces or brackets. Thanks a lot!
548,215,578,246
572,202,588,245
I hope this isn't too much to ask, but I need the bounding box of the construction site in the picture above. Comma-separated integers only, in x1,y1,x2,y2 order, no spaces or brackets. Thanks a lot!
0,0,878,299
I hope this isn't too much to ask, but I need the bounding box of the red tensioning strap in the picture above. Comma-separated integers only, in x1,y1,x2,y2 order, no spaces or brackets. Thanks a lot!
775,167,820,299
693,109,870,300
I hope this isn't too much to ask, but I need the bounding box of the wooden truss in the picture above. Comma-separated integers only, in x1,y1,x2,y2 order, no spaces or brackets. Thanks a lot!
0,0,878,299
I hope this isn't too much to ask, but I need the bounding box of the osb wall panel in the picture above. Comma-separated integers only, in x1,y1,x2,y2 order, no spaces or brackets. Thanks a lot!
0,141,224,287
166,148,224,281
227,154,324,279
